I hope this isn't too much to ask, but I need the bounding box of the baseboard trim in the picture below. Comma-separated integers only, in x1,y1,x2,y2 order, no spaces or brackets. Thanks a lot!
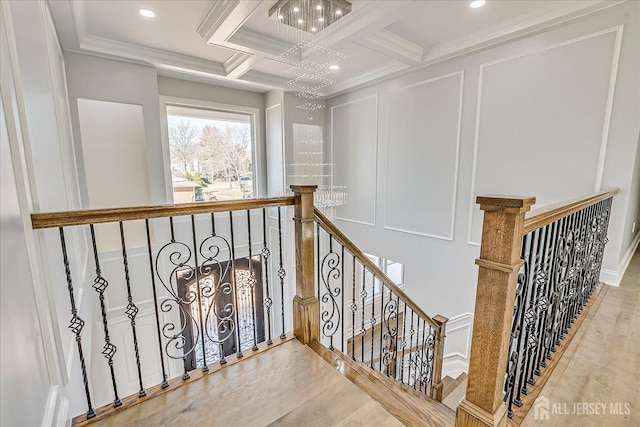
601,232,640,286
443,352,469,379
42,385,68,427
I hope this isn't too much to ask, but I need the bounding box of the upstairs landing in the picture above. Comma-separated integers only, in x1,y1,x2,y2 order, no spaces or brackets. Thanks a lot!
90,338,403,427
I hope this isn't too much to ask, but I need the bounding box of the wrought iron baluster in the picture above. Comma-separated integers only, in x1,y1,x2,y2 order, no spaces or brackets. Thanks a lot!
409,310,415,390
540,219,560,366
370,269,375,369
320,231,341,350
229,212,243,358
247,210,259,351
59,227,96,419
382,291,398,379
419,319,426,393
190,215,208,372
360,264,366,363
145,219,169,388
317,221,321,302
379,279,384,372
351,254,356,361
522,228,544,392
89,224,121,407
156,217,195,381
199,212,233,366
119,222,146,397
400,301,407,384
532,224,553,378
261,209,273,345
341,245,345,353
509,233,535,411
277,206,286,339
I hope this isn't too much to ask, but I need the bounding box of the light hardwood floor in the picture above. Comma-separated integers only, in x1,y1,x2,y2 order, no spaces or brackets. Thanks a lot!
521,247,640,427
91,339,403,427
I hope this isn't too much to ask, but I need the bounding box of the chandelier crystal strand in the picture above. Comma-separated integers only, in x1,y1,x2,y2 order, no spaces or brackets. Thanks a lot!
271,0,350,217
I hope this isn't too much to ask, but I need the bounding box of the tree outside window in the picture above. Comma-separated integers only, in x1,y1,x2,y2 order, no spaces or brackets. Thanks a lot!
167,105,254,203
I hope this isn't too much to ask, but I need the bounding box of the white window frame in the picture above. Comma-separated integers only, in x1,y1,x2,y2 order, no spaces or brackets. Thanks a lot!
159,95,263,203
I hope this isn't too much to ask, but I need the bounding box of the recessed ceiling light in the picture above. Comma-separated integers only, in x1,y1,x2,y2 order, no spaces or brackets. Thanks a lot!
469,0,486,8
311,27,317,32
329,64,339,70
138,8,155,18
278,14,284,20
316,5,323,10
297,18,304,24
335,9,342,15
292,6,300,12
318,17,324,22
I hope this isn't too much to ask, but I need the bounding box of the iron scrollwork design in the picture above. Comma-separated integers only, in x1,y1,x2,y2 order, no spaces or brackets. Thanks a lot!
155,238,200,372
320,246,342,347
198,233,235,363
381,297,398,373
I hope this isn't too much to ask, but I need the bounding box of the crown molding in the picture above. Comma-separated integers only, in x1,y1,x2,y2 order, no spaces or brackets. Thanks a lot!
80,35,226,75
239,69,290,89
421,0,625,64
223,51,252,75
228,28,298,59
357,28,423,64
197,0,240,41
325,61,407,97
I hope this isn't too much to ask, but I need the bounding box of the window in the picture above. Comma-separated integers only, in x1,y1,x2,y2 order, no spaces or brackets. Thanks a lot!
364,254,405,296
164,102,257,203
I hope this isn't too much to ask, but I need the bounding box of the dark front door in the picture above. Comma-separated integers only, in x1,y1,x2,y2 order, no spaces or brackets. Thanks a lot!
178,255,265,370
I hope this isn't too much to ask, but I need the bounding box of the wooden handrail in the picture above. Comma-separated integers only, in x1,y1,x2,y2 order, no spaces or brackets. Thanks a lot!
30,196,296,229
313,208,439,330
523,189,618,234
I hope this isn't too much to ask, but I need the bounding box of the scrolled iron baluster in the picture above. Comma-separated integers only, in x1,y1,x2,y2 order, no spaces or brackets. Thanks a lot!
155,217,199,381
198,213,234,365
320,233,341,350
381,294,398,378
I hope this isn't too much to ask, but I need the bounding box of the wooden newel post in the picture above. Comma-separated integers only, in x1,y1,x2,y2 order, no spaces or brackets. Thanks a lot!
432,314,449,402
455,195,535,427
291,185,319,344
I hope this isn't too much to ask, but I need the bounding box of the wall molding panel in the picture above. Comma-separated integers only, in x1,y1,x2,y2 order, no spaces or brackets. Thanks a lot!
331,94,379,226
467,25,623,246
383,70,464,241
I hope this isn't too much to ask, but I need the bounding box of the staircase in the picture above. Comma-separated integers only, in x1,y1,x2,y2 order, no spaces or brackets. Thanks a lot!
30,187,617,426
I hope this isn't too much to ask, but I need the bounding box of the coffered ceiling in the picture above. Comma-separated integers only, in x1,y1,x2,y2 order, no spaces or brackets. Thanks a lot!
48,0,619,96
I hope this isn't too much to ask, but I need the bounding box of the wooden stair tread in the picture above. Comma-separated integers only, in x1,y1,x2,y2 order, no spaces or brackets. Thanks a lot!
310,341,455,427
442,373,467,399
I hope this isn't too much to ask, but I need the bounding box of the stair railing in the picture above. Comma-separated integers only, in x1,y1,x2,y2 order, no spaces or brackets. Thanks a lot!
293,186,448,402
32,196,297,423
455,189,617,427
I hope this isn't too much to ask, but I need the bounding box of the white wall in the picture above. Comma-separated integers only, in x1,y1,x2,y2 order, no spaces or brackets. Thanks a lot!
64,51,165,206
325,2,639,375
1,62,52,427
1,0,81,424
